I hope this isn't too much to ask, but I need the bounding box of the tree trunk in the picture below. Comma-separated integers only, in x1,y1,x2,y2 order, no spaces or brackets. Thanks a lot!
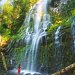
51,63,75,75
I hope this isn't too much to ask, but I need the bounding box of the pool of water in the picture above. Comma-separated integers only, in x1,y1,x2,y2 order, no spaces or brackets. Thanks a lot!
6,69,42,75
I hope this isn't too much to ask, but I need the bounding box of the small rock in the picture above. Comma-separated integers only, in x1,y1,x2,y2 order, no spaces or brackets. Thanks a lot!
33,73,41,75
25,73,31,75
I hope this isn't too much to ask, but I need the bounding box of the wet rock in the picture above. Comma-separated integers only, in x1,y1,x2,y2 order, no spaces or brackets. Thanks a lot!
25,73,31,75
33,73,41,75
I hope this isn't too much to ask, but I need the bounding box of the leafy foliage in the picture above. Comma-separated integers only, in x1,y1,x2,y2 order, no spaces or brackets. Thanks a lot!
0,0,75,73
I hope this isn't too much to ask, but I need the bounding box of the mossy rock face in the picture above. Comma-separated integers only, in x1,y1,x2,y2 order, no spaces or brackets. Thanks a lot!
38,22,75,72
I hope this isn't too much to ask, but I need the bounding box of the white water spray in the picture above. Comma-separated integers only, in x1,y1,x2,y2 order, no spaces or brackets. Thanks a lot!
21,0,51,72
71,21,75,52
54,26,62,70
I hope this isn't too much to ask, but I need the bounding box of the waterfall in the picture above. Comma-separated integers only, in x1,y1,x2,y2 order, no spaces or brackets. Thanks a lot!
21,0,50,72
8,0,51,74
71,21,75,52
54,26,62,70
55,26,61,47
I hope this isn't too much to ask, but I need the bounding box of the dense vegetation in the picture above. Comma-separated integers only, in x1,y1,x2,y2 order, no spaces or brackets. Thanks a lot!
0,0,75,74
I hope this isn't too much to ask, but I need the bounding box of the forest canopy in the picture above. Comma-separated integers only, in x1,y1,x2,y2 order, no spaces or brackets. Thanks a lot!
0,0,75,46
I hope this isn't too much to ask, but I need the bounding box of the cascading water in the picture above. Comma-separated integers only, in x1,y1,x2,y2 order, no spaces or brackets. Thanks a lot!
71,21,75,52
8,0,51,74
55,26,61,47
54,26,62,70
12,0,51,74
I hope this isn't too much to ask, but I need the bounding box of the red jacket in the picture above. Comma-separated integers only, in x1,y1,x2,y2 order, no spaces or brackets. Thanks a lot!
18,66,20,75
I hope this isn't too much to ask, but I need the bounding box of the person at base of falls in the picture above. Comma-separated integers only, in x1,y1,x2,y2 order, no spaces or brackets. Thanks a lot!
18,64,21,75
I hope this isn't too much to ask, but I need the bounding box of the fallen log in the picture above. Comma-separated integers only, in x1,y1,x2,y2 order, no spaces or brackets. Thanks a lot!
51,63,75,75
1,52,7,71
